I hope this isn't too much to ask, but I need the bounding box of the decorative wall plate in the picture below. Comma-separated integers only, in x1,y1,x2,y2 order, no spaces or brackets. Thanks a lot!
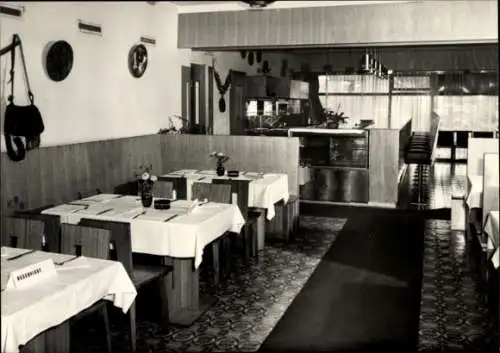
44,40,73,82
128,44,148,78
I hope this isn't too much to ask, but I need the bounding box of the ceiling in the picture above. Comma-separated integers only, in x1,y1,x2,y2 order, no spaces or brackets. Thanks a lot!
169,1,235,6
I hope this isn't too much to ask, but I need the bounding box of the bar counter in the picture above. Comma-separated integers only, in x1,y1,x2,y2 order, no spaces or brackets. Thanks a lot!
289,121,412,208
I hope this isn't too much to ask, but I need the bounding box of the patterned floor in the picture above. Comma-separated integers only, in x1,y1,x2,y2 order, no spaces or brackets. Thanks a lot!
72,216,347,353
417,215,498,351
406,162,467,210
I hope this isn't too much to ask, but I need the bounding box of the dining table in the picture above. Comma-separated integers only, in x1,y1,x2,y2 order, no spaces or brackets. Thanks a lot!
160,170,290,250
160,169,290,220
1,246,136,353
41,194,245,326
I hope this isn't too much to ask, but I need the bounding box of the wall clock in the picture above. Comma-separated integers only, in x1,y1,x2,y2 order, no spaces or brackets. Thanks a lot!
44,40,73,82
128,44,148,78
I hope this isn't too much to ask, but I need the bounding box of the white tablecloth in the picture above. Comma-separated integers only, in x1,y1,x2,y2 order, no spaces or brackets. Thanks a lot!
1,247,136,353
484,211,499,269
42,197,245,269
163,171,289,220
466,175,483,208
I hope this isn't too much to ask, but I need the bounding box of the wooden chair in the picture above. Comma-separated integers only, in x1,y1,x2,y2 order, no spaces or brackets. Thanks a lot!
8,213,62,253
157,175,188,199
212,179,259,263
192,182,231,203
2,217,45,250
60,223,112,353
78,218,172,353
192,182,232,287
153,180,174,199
77,188,103,200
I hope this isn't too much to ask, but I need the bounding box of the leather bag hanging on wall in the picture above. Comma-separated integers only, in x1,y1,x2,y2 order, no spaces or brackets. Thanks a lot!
3,34,45,162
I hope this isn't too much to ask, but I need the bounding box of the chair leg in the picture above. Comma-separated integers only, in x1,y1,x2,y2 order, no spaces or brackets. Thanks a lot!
129,302,137,353
221,235,232,279
99,304,112,353
212,241,220,288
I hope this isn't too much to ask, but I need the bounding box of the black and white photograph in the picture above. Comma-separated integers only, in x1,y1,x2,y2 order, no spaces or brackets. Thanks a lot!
0,1,498,352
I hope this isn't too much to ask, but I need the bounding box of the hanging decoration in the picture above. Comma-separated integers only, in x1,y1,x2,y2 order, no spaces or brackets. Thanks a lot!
261,60,271,75
247,51,254,66
212,57,231,113
256,51,262,63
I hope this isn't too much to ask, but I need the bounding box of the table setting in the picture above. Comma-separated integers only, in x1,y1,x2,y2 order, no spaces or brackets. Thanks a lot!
161,170,290,220
42,195,245,268
1,246,136,353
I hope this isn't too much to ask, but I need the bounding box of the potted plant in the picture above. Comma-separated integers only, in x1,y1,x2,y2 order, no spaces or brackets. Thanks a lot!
323,104,349,129
209,151,230,176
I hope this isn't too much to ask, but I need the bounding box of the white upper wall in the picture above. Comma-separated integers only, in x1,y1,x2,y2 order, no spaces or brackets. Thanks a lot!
0,1,301,148
174,0,417,13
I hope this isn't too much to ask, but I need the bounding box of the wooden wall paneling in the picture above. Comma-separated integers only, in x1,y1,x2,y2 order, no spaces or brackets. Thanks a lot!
267,10,279,46
62,145,78,201
178,1,497,49
48,147,67,205
23,150,41,209
86,140,108,193
104,139,126,192
72,143,91,197
160,135,300,195
177,12,188,48
224,11,237,48
37,148,55,207
368,128,400,205
1,154,27,216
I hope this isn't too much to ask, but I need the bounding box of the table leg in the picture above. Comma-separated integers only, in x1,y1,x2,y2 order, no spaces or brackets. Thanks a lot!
164,257,215,326
255,209,266,251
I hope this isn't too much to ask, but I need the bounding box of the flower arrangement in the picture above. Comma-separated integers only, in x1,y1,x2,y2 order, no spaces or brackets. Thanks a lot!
134,164,158,184
210,151,230,176
135,164,157,207
210,151,230,164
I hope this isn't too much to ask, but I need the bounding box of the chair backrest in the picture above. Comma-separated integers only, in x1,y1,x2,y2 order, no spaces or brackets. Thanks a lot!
78,218,134,278
153,180,174,198
2,217,45,250
158,176,188,199
192,182,231,204
60,223,110,259
212,179,251,220
11,212,61,253
77,188,103,200
114,181,139,196
482,152,500,225
467,137,499,177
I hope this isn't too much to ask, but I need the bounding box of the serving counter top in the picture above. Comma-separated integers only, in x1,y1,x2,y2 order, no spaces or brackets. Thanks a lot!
288,127,366,137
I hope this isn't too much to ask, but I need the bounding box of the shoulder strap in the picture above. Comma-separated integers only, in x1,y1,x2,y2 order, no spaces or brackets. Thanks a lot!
8,34,34,104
